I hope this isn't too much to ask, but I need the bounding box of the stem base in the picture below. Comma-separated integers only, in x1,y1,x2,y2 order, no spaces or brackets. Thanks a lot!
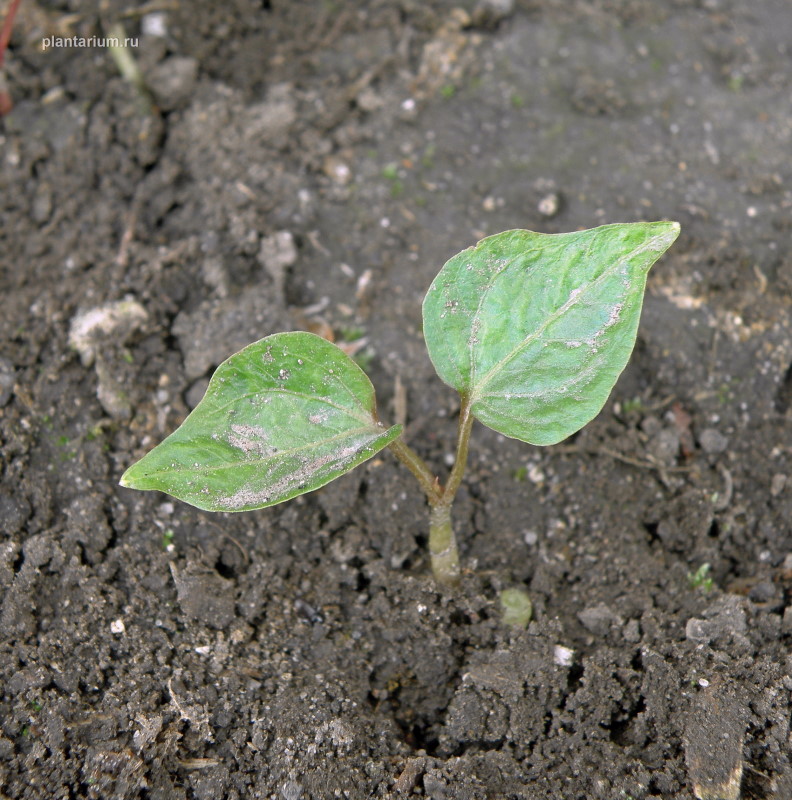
429,503,460,587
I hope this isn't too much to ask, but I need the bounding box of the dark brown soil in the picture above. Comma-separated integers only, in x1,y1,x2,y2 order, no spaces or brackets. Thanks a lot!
3,1,792,798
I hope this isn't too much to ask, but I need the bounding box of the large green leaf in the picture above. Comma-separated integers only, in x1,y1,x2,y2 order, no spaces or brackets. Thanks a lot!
120,332,401,511
422,222,680,445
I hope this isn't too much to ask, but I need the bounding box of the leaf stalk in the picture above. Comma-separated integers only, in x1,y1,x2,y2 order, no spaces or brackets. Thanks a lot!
387,437,442,504
388,395,474,587
442,395,473,502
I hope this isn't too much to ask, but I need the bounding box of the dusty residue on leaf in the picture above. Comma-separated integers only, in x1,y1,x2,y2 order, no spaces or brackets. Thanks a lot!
227,423,277,457
216,439,371,511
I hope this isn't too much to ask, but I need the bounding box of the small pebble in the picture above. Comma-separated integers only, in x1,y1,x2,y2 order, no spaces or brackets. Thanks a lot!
685,595,747,644
281,780,303,800
748,581,776,603
699,428,729,455
142,12,168,37
578,602,621,636
553,644,574,667
322,156,352,185
640,415,662,436
537,192,562,218
770,473,787,497
622,618,641,643
647,428,680,465
148,56,198,111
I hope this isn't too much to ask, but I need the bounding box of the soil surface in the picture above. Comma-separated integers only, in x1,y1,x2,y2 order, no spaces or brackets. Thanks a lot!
3,1,792,798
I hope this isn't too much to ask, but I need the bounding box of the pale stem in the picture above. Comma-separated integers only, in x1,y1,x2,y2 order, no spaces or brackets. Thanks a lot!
389,396,475,587
428,503,460,587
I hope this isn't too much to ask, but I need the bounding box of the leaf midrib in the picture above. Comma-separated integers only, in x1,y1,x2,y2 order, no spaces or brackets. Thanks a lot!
468,236,649,401
152,424,388,477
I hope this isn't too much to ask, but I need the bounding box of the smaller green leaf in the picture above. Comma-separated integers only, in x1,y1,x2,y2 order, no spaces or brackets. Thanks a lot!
423,222,680,445
120,332,401,511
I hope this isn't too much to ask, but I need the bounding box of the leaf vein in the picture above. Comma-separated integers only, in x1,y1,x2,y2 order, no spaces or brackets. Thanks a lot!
470,240,642,398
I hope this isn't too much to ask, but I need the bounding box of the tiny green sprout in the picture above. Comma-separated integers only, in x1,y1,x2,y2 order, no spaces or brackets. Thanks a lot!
421,143,436,169
339,325,366,342
688,563,714,593
512,465,528,482
162,529,175,550
55,434,77,461
121,222,680,587
499,588,533,628
622,397,644,414
86,424,103,441
381,164,404,197
381,163,399,181
717,380,735,405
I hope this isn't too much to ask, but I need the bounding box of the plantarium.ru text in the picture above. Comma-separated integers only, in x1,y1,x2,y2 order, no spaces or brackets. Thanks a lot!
121,222,680,586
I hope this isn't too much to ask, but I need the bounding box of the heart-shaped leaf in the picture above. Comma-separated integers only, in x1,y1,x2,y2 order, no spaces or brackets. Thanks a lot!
120,332,401,511
422,222,680,445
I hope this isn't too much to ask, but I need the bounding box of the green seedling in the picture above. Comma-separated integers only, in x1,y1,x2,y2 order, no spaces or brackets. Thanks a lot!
161,529,175,550
621,396,645,414
381,163,404,197
512,465,528,482
688,562,713,593
106,22,153,116
121,222,680,586
381,164,399,181
339,325,366,342
499,588,533,628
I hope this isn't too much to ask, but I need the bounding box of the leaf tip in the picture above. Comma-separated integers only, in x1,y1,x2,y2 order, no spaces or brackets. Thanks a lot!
119,464,142,490
654,220,681,246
